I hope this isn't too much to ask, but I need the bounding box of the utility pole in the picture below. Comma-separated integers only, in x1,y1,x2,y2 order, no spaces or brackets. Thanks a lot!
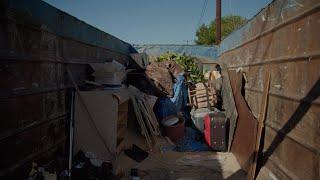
216,0,221,44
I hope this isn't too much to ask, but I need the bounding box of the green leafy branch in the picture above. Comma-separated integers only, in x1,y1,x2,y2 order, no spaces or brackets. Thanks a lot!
156,52,204,83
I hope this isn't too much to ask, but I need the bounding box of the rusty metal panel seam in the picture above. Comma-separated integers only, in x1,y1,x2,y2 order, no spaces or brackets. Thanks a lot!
0,113,68,141
1,17,133,57
226,50,320,69
267,156,301,180
265,123,319,154
245,87,320,106
0,86,72,99
0,55,106,64
219,3,320,57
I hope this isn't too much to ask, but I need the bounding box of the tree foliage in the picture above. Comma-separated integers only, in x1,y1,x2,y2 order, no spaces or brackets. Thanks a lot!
157,52,204,83
195,15,247,45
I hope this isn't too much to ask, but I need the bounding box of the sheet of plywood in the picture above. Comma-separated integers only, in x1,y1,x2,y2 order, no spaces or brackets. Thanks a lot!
228,70,258,177
74,91,118,161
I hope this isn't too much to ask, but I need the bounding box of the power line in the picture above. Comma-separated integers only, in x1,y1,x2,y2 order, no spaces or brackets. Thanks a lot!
197,0,208,28
227,0,236,28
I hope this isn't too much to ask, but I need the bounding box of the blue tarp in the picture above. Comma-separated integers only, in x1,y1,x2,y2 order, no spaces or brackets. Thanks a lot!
134,44,218,59
154,75,190,122
174,127,209,152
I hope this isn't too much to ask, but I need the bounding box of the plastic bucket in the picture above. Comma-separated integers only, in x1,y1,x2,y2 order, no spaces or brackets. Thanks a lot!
162,116,185,142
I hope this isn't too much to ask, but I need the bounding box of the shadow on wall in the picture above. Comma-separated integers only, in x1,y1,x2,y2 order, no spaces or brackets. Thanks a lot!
258,78,320,174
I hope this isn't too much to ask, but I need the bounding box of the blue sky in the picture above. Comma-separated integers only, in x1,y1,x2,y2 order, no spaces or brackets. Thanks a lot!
43,0,272,44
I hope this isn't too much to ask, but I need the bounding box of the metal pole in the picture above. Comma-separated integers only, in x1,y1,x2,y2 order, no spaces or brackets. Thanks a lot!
68,90,75,179
216,0,221,44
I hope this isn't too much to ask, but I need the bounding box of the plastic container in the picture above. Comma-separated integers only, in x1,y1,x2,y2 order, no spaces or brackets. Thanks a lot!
190,108,219,132
162,116,185,142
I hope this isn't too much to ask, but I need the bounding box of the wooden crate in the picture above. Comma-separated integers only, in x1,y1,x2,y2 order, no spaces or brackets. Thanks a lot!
188,82,217,109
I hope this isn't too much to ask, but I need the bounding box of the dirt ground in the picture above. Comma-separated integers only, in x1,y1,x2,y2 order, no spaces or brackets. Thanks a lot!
114,128,246,180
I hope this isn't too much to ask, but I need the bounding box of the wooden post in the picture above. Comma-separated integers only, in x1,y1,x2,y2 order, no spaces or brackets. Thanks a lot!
216,0,221,44
250,69,271,179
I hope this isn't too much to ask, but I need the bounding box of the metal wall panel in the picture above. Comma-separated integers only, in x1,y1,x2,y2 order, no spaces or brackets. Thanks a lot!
0,0,135,177
217,0,320,179
3,0,136,55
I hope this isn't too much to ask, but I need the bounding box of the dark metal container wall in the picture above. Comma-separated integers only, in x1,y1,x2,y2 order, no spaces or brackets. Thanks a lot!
217,0,320,179
0,0,135,178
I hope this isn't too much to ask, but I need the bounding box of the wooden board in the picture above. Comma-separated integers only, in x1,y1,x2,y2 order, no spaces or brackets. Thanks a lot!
74,91,119,161
229,70,258,176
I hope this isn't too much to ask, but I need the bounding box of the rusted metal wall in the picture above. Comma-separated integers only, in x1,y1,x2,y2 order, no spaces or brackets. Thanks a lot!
0,0,135,178
217,0,320,179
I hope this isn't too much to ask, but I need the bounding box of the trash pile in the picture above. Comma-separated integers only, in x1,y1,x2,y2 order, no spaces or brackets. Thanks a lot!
129,52,227,152
50,52,230,180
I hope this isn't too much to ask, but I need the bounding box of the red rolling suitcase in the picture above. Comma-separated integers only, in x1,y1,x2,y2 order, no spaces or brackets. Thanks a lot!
204,111,228,151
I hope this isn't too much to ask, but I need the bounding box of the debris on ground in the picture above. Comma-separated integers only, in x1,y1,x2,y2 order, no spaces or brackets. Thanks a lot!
174,127,210,152
115,151,245,180
124,144,149,162
71,151,113,180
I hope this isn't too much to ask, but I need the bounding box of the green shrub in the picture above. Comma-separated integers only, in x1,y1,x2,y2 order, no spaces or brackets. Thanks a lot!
156,52,204,83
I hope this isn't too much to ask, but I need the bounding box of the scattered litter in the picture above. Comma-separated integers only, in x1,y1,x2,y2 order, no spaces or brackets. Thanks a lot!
72,150,113,180
41,169,57,180
130,168,140,180
160,143,177,152
85,151,104,167
124,144,149,163
174,127,210,152
159,137,177,152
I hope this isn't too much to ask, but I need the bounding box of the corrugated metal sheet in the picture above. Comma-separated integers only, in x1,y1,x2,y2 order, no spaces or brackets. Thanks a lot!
217,0,320,179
